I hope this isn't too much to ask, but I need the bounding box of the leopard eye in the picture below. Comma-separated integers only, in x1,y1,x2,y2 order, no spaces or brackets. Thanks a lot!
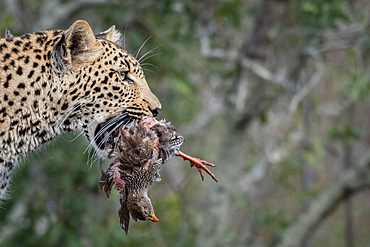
119,71,127,79
118,71,134,84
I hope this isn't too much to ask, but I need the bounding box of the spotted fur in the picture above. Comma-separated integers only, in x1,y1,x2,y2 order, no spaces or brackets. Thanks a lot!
0,20,161,202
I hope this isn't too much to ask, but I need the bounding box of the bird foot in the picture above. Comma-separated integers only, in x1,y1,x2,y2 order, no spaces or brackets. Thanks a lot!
178,151,218,182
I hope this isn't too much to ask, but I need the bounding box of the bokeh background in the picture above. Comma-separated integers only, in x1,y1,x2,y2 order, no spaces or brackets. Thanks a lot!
1,0,370,246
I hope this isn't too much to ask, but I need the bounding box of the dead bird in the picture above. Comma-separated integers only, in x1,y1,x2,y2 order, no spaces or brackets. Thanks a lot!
100,118,167,233
100,116,217,233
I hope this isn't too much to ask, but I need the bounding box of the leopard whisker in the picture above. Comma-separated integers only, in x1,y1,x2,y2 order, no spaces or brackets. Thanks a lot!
142,68,155,74
134,36,152,59
54,97,91,130
83,118,118,155
87,114,132,167
92,113,128,144
123,24,128,50
138,44,163,63
138,53,162,64
54,98,89,128
140,63,158,69
87,150,96,168
57,108,89,132
88,155,101,169
83,112,129,155
87,112,127,141
93,114,132,152
94,115,130,150
97,117,131,148
69,111,117,143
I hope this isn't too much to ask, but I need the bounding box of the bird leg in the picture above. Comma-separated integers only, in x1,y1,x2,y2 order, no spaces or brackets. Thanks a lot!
177,151,218,182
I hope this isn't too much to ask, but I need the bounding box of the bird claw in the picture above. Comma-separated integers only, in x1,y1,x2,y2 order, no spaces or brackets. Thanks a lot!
178,151,218,182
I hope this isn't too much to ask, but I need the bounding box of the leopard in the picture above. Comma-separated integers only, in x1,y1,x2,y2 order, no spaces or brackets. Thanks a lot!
0,20,162,202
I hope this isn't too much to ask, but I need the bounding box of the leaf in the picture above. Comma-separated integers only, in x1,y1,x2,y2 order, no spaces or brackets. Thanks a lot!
302,2,319,14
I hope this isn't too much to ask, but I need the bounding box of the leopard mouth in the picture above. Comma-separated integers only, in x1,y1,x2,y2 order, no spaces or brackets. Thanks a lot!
94,113,134,150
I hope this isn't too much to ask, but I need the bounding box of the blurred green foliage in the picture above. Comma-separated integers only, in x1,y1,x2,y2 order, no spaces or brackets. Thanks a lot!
342,71,370,102
328,123,362,145
294,0,349,29
1,0,370,246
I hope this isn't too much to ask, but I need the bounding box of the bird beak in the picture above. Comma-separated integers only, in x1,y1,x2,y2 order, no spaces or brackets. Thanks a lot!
149,211,159,222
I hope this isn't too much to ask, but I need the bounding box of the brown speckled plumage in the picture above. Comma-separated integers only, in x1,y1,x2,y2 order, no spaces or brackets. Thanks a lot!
100,116,217,234
100,116,183,233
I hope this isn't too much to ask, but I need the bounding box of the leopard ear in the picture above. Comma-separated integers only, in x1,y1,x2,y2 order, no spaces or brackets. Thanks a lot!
96,25,121,44
64,20,102,63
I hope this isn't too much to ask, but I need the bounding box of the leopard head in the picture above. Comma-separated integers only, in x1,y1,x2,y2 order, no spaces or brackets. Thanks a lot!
51,20,161,158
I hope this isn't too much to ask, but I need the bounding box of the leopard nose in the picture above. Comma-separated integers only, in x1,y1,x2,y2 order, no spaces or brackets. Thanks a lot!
150,107,161,117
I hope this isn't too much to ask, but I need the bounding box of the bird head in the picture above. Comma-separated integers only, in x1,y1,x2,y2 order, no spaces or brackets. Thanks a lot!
127,190,159,222
150,122,184,163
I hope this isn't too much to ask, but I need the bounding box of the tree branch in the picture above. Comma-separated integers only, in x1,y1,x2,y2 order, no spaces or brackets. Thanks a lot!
277,152,370,247
289,47,325,112
200,40,294,91
200,28,294,91
32,0,111,31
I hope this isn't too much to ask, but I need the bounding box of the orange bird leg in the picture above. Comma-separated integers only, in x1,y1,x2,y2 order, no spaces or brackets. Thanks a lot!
178,151,218,182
